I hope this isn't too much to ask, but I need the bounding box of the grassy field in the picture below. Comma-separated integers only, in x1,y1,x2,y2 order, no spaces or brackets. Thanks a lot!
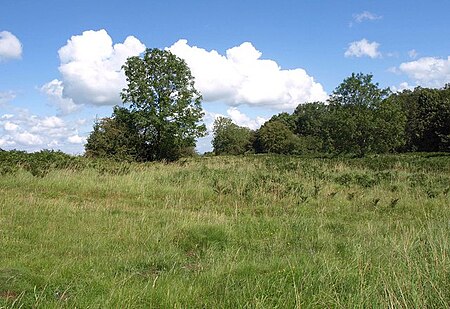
1,153,450,308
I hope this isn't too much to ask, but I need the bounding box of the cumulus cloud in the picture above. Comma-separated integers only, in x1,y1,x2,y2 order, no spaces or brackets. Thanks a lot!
1,114,14,119
46,32,326,112
396,56,450,88
168,40,328,110
352,11,382,23
0,31,22,61
345,39,381,58
43,29,146,111
15,132,44,146
40,79,80,115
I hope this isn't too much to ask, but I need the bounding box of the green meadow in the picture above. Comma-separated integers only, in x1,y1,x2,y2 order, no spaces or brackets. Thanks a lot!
1,153,450,308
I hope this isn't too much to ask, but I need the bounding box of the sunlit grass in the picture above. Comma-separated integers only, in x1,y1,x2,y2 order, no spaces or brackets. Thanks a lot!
0,153,449,307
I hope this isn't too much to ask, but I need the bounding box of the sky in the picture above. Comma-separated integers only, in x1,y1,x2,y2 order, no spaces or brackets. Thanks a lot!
1,0,449,154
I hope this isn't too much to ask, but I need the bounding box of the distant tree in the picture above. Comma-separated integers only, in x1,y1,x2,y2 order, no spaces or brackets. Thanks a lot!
268,112,296,132
327,73,393,156
293,102,331,152
212,117,253,155
255,120,301,154
329,73,390,108
120,48,206,161
390,86,450,152
372,98,407,153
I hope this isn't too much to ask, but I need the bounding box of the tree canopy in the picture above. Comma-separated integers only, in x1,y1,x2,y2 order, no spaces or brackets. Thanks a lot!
212,117,254,155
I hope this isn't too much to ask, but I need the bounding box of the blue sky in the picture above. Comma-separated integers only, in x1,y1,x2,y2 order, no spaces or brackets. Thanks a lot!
1,0,449,154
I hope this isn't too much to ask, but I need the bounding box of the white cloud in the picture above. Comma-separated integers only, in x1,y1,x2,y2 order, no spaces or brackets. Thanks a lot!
353,11,382,23
40,79,80,115
390,82,414,93
408,49,418,59
1,114,14,119
46,29,146,109
397,56,450,88
0,31,22,61
0,137,15,148
47,32,326,111
15,132,44,146
168,40,328,110
226,107,266,130
67,135,86,144
345,39,381,58
203,108,266,133
41,116,65,128
4,121,19,132
0,91,16,105
0,110,90,153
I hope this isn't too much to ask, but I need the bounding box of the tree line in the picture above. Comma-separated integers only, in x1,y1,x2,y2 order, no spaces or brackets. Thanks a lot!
213,73,450,157
82,48,449,161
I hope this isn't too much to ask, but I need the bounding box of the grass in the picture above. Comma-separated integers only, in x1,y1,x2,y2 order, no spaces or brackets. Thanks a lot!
0,153,449,308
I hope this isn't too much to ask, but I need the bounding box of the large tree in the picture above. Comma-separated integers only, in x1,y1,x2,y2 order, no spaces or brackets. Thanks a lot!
327,73,398,156
120,48,206,161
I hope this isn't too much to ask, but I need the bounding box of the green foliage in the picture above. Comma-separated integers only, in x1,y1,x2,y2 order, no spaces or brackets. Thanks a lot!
327,73,397,156
294,102,331,152
212,117,253,155
0,149,83,176
289,73,406,156
389,86,450,152
268,112,296,132
329,72,390,108
120,48,207,161
86,48,206,162
85,107,145,161
372,97,407,152
255,120,301,154
0,149,137,177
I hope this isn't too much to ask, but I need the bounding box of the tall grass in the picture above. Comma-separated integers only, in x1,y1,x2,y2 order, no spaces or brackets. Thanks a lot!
0,153,449,307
